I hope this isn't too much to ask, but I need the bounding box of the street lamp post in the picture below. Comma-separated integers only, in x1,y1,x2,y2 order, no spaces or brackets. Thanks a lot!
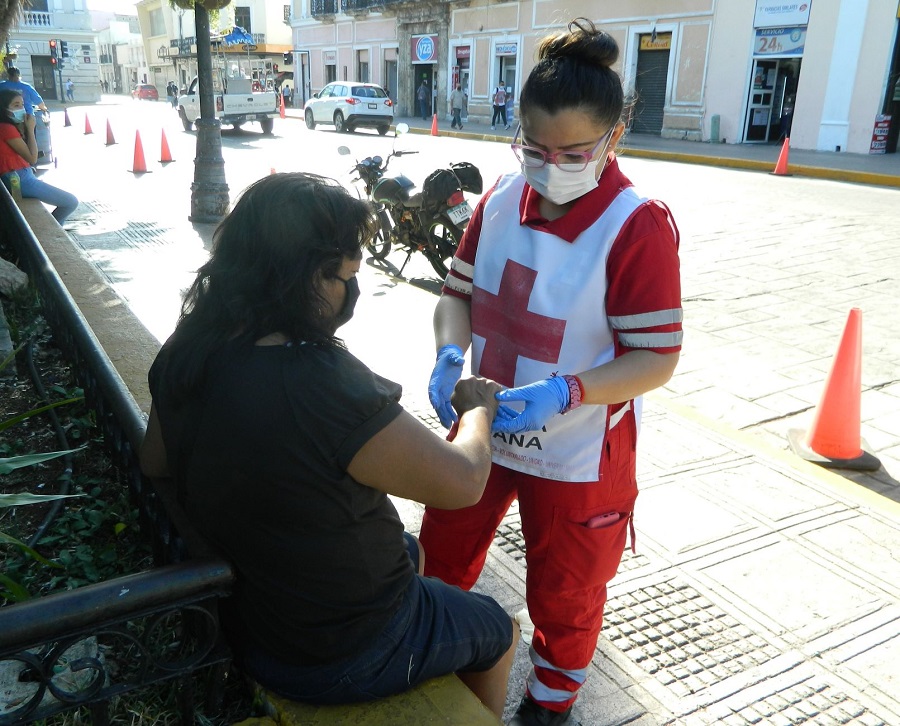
189,2,229,223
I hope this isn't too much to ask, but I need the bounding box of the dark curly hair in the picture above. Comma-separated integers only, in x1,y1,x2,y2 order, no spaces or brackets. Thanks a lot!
519,17,624,130
164,172,378,398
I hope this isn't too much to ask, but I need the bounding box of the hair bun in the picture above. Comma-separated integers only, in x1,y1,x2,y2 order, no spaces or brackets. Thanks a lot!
540,17,619,69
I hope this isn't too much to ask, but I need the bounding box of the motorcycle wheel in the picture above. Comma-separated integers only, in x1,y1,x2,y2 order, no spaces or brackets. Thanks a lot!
366,216,392,260
424,218,462,278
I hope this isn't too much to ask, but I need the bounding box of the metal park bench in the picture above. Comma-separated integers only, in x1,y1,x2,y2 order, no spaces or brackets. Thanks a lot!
0,190,498,725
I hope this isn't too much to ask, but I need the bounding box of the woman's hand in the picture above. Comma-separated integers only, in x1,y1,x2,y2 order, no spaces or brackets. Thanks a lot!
452,376,501,420
24,114,36,135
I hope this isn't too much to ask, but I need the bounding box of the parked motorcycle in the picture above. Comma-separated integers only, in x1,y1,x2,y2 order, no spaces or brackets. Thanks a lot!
338,123,483,278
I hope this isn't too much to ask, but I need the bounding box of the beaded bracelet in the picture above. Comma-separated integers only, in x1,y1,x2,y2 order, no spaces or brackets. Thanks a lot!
561,374,585,413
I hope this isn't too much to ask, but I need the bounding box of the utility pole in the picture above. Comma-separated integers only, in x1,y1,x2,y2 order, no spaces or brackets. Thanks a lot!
189,2,229,223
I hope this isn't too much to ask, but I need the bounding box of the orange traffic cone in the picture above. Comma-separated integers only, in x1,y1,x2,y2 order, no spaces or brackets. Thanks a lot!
771,137,791,176
84,114,93,135
129,130,151,174
63,108,71,127
788,308,881,471
159,129,173,163
431,113,438,137
105,119,116,146
279,93,286,120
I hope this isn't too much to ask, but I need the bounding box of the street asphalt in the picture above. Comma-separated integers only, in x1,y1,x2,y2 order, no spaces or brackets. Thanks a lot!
36,100,900,725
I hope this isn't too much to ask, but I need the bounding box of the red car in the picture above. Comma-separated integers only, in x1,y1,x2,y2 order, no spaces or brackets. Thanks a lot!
131,84,159,101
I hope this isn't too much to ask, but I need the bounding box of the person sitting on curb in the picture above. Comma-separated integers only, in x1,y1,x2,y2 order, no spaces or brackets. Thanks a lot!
140,172,519,719
0,89,78,224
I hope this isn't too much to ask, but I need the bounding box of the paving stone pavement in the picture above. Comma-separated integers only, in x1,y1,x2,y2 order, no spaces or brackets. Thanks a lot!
394,395,900,726
49,115,900,725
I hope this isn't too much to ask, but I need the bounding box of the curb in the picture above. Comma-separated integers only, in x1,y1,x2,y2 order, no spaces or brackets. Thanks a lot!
399,122,900,190
617,147,900,188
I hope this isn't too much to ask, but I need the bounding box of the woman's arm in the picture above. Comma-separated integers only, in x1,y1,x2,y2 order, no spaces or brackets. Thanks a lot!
433,294,473,352
348,376,500,509
578,349,680,405
139,403,171,478
5,117,38,165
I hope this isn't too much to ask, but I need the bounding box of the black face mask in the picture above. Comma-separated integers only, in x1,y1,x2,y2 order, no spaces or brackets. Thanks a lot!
334,275,360,328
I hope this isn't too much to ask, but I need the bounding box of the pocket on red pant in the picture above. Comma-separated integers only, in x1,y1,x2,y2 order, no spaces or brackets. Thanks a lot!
536,506,632,594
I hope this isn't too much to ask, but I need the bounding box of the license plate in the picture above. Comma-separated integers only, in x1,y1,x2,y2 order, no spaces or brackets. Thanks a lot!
246,114,257,120
447,201,472,225
368,103,378,109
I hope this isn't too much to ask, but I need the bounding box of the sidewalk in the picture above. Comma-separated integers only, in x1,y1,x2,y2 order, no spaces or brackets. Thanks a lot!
48,104,900,725
282,106,900,189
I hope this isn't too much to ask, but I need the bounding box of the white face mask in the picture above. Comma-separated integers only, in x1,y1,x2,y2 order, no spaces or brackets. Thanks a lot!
9,108,26,123
521,130,614,205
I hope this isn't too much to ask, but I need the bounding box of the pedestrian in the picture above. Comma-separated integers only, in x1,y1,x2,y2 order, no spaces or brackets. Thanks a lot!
0,67,47,116
416,79,429,120
422,17,682,726
449,83,465,130
0,89,79,224
490,79,509,130
65,78,74,102
282,83,292,107
139,172,519,721
166,81,177,108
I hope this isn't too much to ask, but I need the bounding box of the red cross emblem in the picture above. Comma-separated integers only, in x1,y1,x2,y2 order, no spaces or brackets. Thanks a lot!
471,260,566,386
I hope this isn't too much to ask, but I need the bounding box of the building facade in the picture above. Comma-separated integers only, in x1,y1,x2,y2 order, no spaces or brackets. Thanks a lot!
288,0,900,155
5,0,100,104
96,14,145,95
135,0,293,100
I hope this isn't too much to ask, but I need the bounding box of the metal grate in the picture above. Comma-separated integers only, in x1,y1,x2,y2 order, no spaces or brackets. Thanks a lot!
119,221,169,246
679,676,890,725
605,579,780,695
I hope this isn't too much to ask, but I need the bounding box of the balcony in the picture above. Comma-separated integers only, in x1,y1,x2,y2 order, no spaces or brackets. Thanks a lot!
312,0,452,18
20,10,52,28
311,0,338,16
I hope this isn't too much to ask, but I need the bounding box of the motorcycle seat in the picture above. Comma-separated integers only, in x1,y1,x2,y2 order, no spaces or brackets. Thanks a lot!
404,192,425,209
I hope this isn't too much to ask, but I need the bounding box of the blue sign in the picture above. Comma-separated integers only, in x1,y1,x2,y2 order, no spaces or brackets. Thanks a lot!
414,35,436,63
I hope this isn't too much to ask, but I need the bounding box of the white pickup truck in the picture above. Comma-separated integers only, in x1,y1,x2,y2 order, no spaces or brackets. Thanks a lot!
177,74,278,134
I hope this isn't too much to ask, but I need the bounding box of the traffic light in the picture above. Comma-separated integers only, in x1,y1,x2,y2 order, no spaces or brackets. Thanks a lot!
60,41,69,58
49,38,58,66
283,51,293,65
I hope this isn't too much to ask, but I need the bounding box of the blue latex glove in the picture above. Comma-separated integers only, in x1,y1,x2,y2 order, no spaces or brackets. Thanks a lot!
428,344,466,429
491,376,570,434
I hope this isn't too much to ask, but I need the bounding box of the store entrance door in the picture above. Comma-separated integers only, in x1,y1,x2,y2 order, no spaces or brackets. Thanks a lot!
632,33,671,135
744,58,800,142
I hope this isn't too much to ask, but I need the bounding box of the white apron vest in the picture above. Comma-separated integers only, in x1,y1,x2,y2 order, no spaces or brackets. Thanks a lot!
471,173,646,482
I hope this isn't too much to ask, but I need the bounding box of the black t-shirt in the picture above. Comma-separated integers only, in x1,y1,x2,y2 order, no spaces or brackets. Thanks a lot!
148,339,410,665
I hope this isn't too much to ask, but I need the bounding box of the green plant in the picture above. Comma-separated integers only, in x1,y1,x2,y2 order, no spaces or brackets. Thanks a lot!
1,341,86,600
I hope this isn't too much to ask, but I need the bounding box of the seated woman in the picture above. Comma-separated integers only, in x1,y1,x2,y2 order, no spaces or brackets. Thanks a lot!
0,89,78,224
140,172,518,718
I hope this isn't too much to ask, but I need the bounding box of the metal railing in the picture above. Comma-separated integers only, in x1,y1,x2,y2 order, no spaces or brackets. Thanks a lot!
311,0,338,15
0,188,236,725
313,0,455,16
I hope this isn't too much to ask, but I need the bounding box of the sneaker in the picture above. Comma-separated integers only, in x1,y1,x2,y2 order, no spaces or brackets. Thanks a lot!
505,124,511,129
507,696,573,726
491,125,495,130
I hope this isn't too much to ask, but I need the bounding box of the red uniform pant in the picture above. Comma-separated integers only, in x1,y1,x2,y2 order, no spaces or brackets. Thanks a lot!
420,414,638,711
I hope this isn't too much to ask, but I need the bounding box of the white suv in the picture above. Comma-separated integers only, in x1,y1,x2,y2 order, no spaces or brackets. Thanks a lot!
304,82,394,135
